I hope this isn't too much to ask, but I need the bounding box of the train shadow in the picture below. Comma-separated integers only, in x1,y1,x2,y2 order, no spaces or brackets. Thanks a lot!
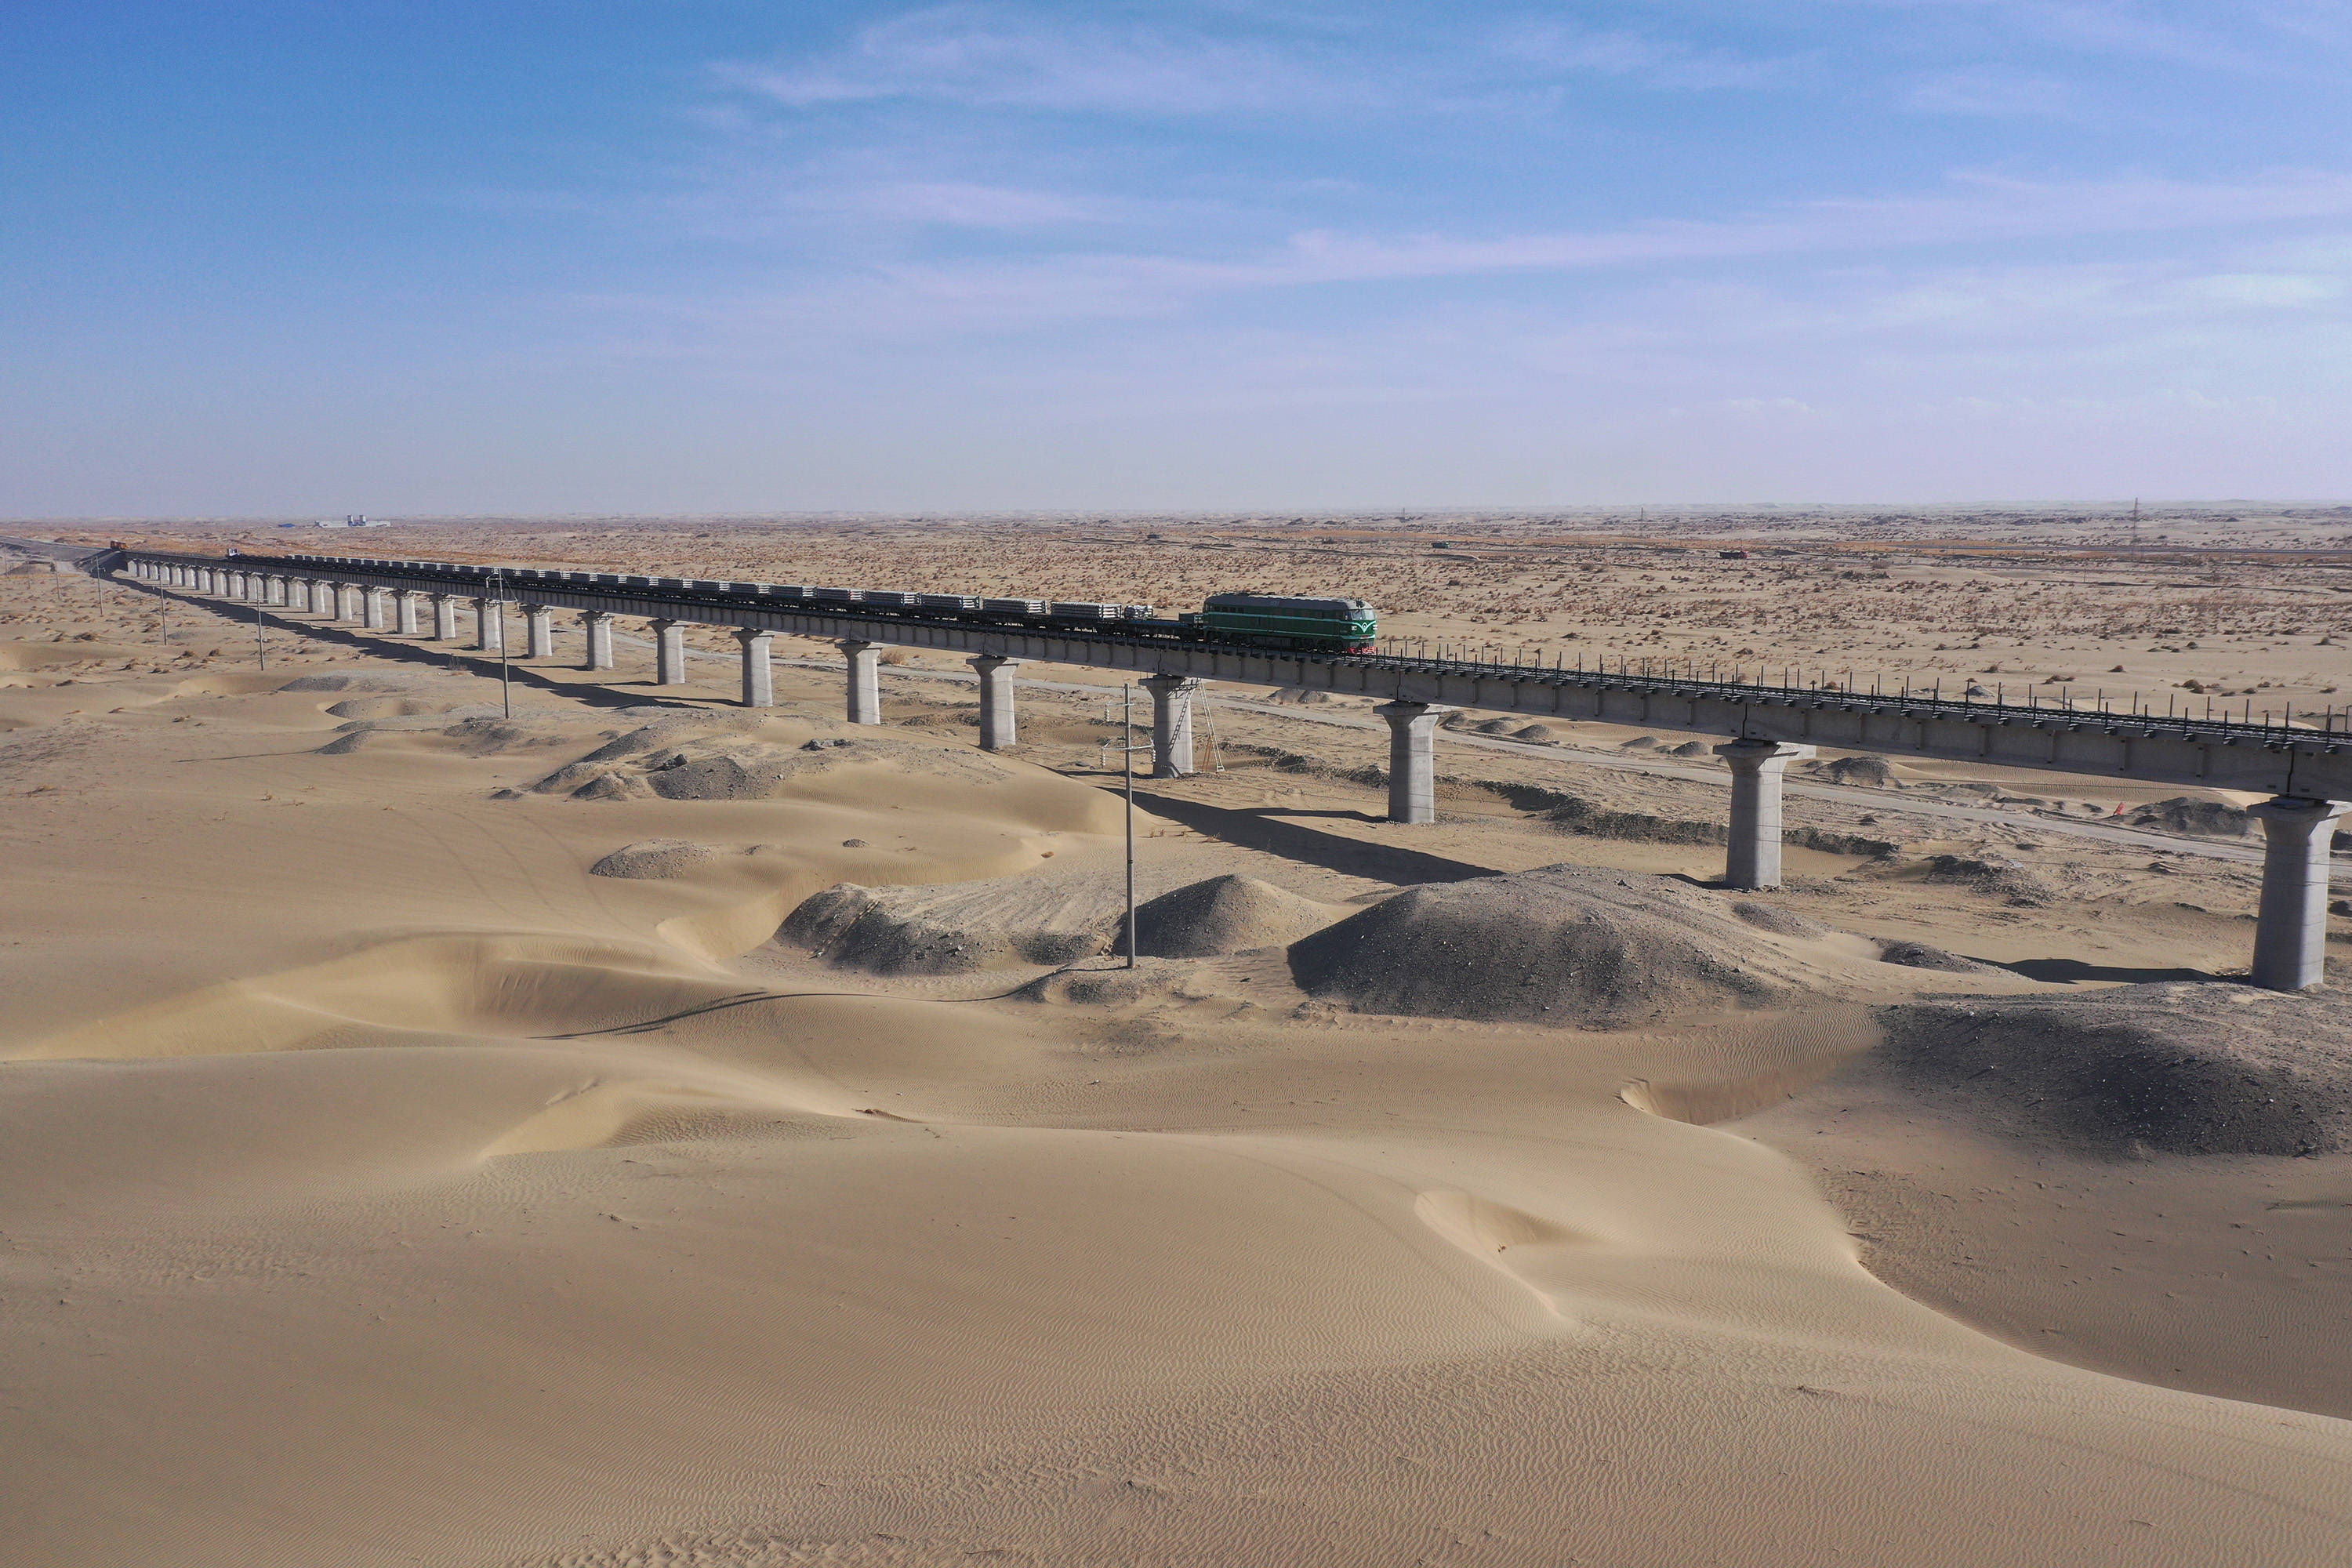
1126,789,1497,887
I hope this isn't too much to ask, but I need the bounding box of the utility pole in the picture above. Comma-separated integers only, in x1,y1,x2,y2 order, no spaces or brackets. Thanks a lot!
1096,684,1153,968
1124,683,1136,967
254,600,266,670
495,568,512,719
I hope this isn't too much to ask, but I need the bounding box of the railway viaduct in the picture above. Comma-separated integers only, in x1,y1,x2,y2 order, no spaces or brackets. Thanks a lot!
93,545,2352,992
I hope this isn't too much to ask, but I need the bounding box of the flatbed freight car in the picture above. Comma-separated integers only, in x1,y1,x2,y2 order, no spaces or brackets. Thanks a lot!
266,554,1381,654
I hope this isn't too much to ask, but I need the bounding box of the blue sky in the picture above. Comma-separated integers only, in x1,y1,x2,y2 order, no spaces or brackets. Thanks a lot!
5,2,2350,514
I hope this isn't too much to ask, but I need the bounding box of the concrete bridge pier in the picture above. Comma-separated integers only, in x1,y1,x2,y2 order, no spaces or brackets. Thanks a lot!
1374,701,1456,824
2249,797,2350,991
841,640,881,724
392,589,419,636
522,604,555,659
1716,739,1816,891
971,655,1018,750
428,593,458,641
652,619,688,685
339,583,366,622
1143,673,1203,778
474,597,505,653
737,629,774,707
361,587,388,630
581,611,615,670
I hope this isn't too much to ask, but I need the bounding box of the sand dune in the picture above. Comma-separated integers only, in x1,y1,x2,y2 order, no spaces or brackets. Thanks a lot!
2,564,2349,1566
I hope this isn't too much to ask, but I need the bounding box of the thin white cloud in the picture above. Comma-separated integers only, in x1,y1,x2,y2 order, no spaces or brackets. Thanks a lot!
1904,71,2083,117
579,169,2352,350
1848,0,2352,78
837,181,1103,227
1492,20,1805,89
716,5,1363,115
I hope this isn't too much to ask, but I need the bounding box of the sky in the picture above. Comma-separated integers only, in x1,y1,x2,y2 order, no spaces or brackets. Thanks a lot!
5,1,2350,516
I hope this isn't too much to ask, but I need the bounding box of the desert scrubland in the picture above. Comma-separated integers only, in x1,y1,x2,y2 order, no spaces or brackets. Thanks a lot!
4,510,2351,1566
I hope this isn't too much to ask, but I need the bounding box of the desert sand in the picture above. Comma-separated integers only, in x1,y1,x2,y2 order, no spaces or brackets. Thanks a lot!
3,516,2350,1566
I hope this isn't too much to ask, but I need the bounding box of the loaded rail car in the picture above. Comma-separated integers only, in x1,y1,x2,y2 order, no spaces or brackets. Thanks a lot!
256,553,1381,653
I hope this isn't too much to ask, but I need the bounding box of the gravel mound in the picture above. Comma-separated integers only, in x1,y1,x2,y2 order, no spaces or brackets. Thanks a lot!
1875,984,2352,1156
1287,866,1836,1026
1730,900,1828,938
325,695,455,719
1818,755,1896,787
590,840,725,879
1018,959,1201,1007
1877,939,1991,973
1115,874,1340,958
534,728,1016,800
1921,854,2055,906
438,717,579,757
2129,796,2253,837
778,875,1123,975
281,671,426,693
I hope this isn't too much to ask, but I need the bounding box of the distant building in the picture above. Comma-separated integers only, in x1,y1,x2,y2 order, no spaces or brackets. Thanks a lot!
1719,550,1750,559
315,515,390,528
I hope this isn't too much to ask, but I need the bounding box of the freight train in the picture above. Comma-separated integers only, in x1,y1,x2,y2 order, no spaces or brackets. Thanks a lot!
259,554,1381,654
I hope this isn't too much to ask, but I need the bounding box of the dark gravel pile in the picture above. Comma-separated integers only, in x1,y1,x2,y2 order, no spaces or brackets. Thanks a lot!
590,840,723,880
1287,866,1826,1027
1115,874,1338,958
1875,983,2352,1156
1877,940,1991,973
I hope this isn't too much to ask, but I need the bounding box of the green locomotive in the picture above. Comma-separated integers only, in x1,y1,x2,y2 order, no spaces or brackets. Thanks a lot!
1188,593,1378,653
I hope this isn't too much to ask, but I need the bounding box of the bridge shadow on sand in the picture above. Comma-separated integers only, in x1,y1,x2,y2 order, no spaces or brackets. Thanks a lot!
136,583,720,714
1991,956,2218,985
1127,789,1496,887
